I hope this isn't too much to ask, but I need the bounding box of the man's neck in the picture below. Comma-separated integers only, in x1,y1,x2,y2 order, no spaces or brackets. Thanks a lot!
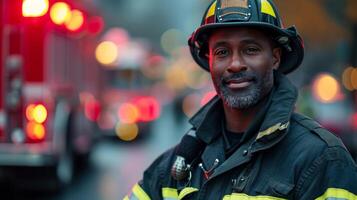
223,96,268,133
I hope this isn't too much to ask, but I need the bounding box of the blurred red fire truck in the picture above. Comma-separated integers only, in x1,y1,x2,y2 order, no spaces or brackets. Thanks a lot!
0,0,103,189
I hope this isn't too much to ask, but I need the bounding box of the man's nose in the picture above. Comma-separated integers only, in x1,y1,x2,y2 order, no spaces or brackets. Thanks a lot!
227,52,247,73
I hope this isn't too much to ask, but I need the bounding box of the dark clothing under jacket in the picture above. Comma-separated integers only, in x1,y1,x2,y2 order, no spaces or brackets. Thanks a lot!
124,72,357,200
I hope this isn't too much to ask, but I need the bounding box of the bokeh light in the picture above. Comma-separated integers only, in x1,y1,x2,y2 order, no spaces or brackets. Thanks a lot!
65,9,84,31
103,27,129,46
160,29,184,54
84,99,101,122
26,104,47,123
95,41,118,66
115,122,139,141
165,65,189,90
25,104,36,121
88,16,104,35
50,2,71,25
312,73,340,103
350,67,357,90
134,97,161,122
26,122,45,140
32,104,47,124
118,103,139,124
22,0,49,17
342,67,354,91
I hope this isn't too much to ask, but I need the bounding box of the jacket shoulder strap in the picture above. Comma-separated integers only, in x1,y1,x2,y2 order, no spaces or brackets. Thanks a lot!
292,113,345,148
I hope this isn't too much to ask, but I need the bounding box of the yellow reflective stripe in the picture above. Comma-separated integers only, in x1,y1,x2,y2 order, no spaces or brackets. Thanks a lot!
315,188,357,200
206,1,217,19
123,196,130,200
162,187,178,199
178,187,199,199
260,0,276,18
132,183,151,200
256,122,289,140
223,193,286,200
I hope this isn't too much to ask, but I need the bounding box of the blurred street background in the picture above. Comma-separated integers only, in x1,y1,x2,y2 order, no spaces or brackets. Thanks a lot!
1,0,357,199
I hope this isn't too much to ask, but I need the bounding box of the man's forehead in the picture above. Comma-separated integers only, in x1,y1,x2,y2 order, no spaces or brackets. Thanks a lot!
209,27,271,43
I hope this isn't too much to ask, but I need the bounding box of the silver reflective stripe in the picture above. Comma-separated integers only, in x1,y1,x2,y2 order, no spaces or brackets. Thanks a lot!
125,183,151,200
126,194,139,200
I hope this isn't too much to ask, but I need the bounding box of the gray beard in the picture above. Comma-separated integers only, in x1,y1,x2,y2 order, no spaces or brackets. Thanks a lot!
220,86,261,109
217,72,273,109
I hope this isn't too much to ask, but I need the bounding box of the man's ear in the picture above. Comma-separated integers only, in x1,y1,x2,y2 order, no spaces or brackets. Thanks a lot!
272,47,282,70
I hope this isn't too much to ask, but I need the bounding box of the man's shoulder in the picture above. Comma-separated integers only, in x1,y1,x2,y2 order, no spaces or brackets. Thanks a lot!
288,112,347,150
148,146,177,170
142,146,177,180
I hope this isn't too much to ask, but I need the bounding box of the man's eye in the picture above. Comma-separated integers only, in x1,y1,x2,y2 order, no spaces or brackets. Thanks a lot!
245,47,260,54
214,49,228,56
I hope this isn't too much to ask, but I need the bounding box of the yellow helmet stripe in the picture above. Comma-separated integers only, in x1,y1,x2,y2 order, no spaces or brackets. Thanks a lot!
261,0,276,18
206,1,217,19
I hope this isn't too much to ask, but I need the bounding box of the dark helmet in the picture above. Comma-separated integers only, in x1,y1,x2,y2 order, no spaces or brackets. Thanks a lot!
188,0,304,74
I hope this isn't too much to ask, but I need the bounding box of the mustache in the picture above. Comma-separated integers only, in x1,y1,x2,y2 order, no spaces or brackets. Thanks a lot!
221,72,257,83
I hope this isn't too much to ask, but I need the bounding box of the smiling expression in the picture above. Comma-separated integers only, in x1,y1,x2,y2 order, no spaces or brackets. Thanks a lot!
208,27,281,109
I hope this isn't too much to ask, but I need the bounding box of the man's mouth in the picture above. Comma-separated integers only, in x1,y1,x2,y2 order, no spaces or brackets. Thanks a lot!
224,77,254,89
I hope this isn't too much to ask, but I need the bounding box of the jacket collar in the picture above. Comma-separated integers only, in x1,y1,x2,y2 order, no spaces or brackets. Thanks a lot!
189,71,298,148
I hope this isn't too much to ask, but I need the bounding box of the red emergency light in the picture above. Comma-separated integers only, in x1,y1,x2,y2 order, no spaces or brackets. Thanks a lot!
22,0,49,17
84,99,101,122
134,96,161,122
25,103,48,142
118,103,140,124
87,16,104,35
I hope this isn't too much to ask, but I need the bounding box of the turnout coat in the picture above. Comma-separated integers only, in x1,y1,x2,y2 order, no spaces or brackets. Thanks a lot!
124,72,357,200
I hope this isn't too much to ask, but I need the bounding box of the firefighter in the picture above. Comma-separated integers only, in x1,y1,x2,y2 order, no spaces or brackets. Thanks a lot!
124,0,357,199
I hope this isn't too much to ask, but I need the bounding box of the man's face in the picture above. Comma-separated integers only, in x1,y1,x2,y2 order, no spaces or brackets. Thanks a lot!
208,27,281,109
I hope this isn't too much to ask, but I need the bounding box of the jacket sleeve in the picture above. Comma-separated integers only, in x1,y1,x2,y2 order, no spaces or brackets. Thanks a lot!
123,148,175,200
295,146,357,200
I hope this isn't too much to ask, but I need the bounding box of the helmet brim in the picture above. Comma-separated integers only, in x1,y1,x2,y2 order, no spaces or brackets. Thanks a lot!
190,22,304,74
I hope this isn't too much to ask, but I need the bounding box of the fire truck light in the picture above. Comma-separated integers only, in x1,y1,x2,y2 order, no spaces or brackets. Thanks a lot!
22,0,49,17
118,103,139,124
85,100,101,122
50,2,71,25
115,122,139,141
65,9,84,31
134,97,161,122
33,104,48,123
26,122,45,141
95,41,118,66
26,104,36,121
26,104,48,123
88,16,104,35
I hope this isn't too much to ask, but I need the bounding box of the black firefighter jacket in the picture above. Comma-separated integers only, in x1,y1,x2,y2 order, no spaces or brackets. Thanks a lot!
124,72,357,200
